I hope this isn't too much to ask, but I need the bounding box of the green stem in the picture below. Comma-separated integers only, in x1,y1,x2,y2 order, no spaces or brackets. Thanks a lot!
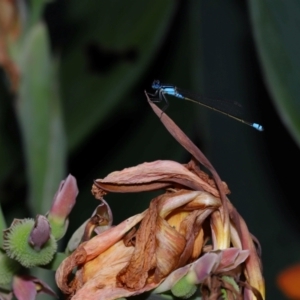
29,0,47,27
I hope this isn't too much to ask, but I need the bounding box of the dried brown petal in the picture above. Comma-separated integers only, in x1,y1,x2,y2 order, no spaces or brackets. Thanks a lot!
55,211,146,295
227,201,265,299
0,0,22,92
93,160,221,198
56,190,221,299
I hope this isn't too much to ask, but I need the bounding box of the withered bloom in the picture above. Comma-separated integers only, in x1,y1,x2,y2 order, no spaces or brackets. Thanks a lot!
0,0,23,92
55,98,265,300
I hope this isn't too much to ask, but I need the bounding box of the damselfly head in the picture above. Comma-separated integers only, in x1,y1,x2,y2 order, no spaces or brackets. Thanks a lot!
152,80,161,90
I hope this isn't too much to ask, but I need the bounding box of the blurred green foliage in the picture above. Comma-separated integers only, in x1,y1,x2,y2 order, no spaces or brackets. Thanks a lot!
249,0,300,147
16,23,66,214
1,0,300,299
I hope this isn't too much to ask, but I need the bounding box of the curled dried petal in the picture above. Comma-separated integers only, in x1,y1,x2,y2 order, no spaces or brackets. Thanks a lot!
93,160,222,198
56,190,221,299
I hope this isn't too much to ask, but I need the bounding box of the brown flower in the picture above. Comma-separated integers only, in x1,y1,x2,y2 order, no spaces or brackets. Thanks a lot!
55,99,264,300
0,0,23,92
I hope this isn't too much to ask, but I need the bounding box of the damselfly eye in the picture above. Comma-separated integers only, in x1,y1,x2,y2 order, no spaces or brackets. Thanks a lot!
152,80,160,89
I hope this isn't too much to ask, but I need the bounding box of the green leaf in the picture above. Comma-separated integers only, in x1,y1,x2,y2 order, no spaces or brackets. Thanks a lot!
29,0,49,26
15,22,66,214
248,0,300,146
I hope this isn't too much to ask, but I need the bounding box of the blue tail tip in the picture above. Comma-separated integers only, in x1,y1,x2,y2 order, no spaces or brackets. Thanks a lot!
253,123,264,131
